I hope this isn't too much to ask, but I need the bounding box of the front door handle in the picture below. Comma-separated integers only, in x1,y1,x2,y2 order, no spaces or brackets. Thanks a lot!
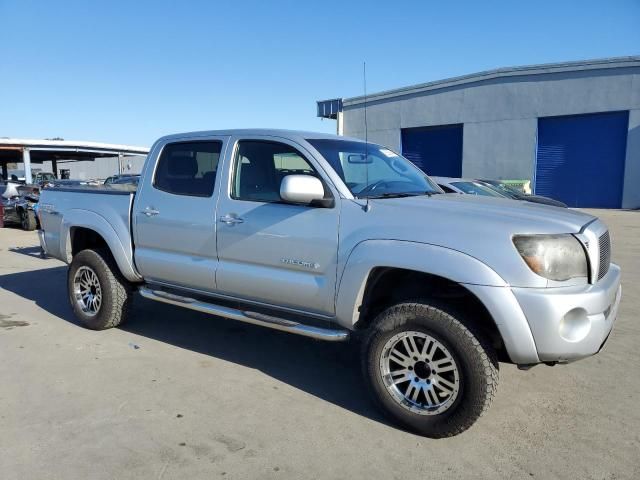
141,207,160,217
219,214,244,225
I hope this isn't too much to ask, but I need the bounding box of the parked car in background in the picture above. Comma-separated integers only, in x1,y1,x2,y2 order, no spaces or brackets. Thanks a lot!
103,174,140,186
431,177,508,198
15,184,40,231
1,181,22,225
34,172,57,185
1,177,90,231
38,129,621,438
479,179,568,208
0,181,39,230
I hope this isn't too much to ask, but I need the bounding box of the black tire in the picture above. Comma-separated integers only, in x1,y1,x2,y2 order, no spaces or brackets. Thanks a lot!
20,209,37,231
362,301,498,438
67,248,133,330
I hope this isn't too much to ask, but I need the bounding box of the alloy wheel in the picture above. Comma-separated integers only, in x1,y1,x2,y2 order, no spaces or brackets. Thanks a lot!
379,331,460,415
72,266,102,316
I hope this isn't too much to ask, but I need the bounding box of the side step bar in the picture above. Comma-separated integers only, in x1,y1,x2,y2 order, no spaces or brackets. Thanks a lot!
139,287,350,342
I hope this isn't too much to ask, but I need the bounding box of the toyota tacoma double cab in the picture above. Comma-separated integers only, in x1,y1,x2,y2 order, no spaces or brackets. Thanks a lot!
37,129,621,437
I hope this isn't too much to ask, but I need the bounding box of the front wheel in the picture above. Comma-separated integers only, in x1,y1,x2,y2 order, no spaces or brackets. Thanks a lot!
68,249,133,330
362,301,498,438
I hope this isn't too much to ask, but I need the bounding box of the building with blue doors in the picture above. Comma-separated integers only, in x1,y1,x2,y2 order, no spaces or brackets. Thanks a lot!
317,56,640,208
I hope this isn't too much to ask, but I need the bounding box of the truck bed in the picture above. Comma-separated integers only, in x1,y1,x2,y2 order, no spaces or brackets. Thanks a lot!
38,185,139,281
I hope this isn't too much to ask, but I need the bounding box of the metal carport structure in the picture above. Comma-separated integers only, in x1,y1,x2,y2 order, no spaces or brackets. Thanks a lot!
0,138,149,183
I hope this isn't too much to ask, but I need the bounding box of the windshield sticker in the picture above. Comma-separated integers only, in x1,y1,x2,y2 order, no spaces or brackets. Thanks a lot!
380,148,397,158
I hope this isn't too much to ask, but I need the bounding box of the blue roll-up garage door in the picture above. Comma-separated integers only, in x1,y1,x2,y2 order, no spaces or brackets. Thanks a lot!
535,111,629,208
401,124,463,177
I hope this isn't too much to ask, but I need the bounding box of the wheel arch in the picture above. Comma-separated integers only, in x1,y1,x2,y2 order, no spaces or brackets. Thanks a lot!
60,210,141,282
335,240,519,362
359,267,512,362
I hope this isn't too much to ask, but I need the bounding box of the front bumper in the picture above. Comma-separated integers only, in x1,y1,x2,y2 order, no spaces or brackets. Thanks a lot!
511,264,621,362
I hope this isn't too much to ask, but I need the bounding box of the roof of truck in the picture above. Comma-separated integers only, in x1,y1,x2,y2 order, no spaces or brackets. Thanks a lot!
156,129,365,143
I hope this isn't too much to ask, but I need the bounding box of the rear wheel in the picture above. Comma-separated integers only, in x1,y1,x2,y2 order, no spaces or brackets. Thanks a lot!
20,209,37,231
68,249,133,329
362,301,498,438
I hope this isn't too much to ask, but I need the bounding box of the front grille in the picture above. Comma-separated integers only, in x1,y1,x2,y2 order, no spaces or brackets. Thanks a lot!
597,231,611,281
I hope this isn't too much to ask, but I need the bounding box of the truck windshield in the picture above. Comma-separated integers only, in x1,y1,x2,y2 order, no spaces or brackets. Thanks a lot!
306,139,441,198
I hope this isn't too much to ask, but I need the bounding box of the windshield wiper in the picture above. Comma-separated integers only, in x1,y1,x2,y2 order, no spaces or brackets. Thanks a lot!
360,192,427,199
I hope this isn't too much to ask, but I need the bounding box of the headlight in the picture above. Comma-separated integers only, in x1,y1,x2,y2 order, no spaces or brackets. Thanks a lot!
513,234,588,281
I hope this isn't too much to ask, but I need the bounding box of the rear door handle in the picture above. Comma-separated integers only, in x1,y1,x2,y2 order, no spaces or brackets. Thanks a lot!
141,207,160,217
219,214,244,225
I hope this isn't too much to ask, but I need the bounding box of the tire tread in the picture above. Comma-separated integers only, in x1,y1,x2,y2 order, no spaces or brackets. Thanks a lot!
362,300,498,438
68,248,132,330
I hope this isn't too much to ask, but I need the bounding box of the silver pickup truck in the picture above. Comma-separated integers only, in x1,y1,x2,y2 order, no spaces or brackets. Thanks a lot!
38,129,621,437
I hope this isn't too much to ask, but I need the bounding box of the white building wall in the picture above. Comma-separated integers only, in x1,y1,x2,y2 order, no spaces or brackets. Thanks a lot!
461,118,537,180
342,65,640,207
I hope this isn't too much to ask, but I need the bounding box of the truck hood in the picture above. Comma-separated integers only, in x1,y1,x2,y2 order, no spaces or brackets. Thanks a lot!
341,194,598,288
368,194,593,233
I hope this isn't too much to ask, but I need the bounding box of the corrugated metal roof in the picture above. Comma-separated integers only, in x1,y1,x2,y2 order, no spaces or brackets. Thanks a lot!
338,55,640,107
0,138,148,154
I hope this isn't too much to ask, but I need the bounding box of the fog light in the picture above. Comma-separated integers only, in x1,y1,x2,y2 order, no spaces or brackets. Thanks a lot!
559,308,591,342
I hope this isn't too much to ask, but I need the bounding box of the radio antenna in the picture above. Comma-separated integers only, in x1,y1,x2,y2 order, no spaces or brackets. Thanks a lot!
363,61,371,212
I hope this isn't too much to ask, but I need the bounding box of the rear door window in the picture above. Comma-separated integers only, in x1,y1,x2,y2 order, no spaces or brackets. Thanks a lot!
154,141,222,197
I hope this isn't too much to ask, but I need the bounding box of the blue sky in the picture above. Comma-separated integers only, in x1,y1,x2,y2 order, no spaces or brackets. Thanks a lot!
1,0,638,146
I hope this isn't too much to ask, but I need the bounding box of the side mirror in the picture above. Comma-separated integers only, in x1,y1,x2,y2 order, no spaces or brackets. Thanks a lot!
280,175,329,206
